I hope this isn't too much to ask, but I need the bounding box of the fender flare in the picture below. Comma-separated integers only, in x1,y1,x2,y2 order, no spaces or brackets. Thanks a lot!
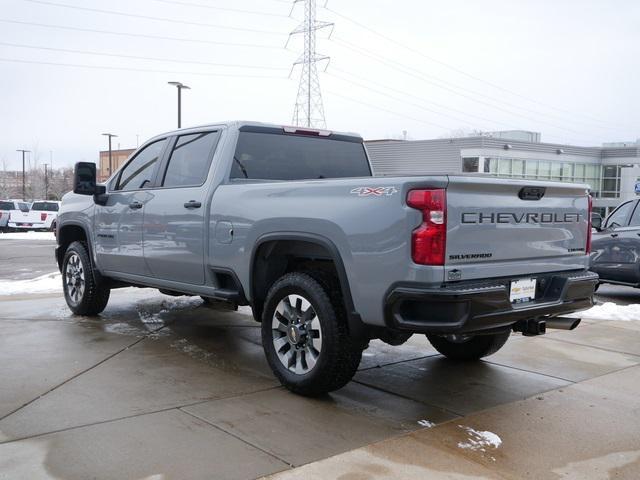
250,232,367,339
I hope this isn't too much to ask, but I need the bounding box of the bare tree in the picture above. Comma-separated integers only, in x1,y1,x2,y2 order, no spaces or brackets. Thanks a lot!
438,128,485,139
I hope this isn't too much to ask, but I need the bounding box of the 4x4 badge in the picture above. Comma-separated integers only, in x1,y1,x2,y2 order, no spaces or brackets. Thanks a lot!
350,186,398,197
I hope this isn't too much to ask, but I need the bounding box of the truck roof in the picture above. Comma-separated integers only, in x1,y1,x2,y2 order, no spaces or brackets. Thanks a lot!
145,121,363,145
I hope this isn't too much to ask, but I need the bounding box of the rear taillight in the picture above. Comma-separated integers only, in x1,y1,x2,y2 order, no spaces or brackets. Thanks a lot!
586,194,592,254
407,189,447,265
41,212,47,221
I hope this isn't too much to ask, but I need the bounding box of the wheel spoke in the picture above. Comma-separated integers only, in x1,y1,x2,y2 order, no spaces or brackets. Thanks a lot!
304,347,318,370
293,351,305,374
273,335,288,352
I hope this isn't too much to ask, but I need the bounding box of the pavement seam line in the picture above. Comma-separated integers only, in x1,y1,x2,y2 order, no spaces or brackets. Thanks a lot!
178,408,294,469
0,384,283,445
351,379,464,418
0,322,170,422
480,359,576,383
538,334,640,357
357,353,440,372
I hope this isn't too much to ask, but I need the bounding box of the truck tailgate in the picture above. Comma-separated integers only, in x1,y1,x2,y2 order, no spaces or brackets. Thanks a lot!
445,176,590,281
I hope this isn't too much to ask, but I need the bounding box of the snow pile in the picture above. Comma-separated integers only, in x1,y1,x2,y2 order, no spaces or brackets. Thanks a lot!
457,426,502,452
0,231,55,241
571,302,640,321
0,272,61,295
137,296,204,324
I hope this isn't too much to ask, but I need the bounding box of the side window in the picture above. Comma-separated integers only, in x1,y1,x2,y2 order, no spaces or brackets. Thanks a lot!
115,139,166,191
605,201,633,229
628,202,640,227
162,131,219,187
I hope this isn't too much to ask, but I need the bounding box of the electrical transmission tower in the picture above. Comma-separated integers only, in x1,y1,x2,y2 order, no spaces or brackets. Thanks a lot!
289,0,333,128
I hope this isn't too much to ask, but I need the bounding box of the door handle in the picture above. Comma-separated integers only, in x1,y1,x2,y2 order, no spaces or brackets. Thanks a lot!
611,233,619,238
129,201,143,210
184,200,202,209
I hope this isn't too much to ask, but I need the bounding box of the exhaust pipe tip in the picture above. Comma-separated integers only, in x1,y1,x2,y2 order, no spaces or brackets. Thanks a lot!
545,317,581,331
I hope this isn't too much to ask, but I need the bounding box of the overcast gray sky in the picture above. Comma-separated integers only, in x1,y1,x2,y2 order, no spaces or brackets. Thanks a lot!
1,0,638,170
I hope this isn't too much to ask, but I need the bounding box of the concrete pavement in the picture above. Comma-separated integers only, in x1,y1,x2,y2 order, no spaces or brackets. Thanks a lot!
1,240,640,479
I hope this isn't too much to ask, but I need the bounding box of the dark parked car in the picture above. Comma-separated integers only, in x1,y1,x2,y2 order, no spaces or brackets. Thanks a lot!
591,198,640,286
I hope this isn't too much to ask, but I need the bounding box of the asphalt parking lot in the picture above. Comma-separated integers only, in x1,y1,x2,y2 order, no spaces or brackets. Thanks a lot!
1,235,639,479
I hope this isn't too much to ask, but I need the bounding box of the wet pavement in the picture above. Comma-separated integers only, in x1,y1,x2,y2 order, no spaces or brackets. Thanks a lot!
0,238,57,280
1,242,639,479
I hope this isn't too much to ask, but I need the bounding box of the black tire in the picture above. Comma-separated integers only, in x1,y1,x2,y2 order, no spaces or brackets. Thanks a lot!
261,272,362,397
62,241,110,315
426,330,511,361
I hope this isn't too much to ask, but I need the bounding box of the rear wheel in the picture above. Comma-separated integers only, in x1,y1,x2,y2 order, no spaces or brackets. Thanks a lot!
261,272,362,396
426,330,511,361
62,241,110,315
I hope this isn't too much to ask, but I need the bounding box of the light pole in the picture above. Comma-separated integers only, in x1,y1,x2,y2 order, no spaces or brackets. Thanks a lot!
16,149,30,201
44,163,48,200
101,133,117,178
168,81,190,128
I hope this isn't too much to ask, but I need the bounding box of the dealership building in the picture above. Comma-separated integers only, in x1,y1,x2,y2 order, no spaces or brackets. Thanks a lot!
366,131,640,216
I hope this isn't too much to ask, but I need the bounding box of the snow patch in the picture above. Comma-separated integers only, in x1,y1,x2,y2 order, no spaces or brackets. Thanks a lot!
0,231,55,241
417,419,435,428
457,426,502,453
569,302,640,322
0,272,61,295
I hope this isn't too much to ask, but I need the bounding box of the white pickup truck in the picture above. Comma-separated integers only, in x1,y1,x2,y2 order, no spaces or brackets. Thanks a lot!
0,200,30,232
7,200,60,231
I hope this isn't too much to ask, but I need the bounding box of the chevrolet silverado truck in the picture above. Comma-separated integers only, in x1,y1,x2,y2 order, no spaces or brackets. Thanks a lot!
56,121,598,396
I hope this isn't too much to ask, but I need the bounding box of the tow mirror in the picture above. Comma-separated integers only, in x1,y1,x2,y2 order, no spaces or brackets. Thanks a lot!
73,162,98,195
591,212,602,231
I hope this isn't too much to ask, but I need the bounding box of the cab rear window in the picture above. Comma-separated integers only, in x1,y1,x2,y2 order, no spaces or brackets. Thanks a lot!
31,202,59,212
231,131,371,181
0,201,13,210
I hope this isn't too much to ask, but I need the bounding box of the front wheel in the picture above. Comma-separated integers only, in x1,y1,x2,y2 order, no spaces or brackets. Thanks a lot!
261,272,362,396
426,330,511,361
62,241,110,315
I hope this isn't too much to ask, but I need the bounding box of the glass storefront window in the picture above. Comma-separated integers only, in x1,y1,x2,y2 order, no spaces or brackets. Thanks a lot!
473,155,608,197
538,161,551,178
512,159,524,176
498,158,511,175
525,160,538,177
462,157,480,172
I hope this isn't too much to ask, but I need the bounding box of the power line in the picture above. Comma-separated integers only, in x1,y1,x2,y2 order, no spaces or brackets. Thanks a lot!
324,90,453,131
332,37,606,136
0,19,287,49
146,0,291,18
326,69,592,145
326,70,489,130
22,0,285,35
0,57,288,78
0,41,289,70
330,37,596,143
323,3,630,131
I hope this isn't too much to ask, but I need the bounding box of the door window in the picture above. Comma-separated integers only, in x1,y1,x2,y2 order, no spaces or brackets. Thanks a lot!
604,201,633,229
162,131,219,187
628,202,640,227
115,139,166,191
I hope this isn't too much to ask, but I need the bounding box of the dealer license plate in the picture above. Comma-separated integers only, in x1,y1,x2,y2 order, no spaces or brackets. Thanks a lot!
510,278,536,304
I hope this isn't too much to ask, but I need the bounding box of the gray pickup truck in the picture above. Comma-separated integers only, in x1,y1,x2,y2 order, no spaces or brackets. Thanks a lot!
56,121,598,396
